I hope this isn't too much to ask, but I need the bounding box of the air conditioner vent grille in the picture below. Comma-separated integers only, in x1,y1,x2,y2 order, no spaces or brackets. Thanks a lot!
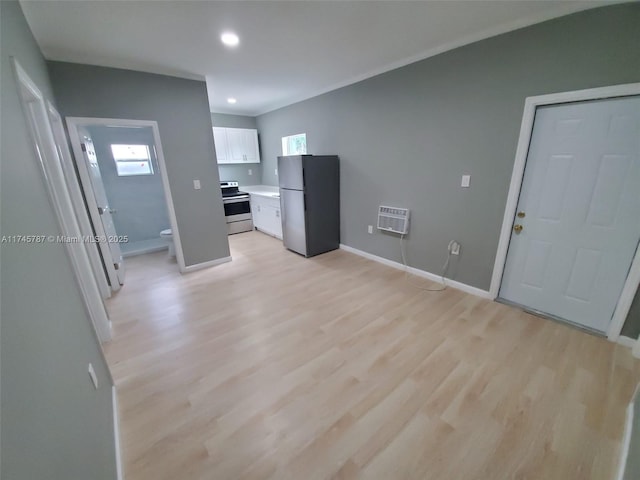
377,205,410,234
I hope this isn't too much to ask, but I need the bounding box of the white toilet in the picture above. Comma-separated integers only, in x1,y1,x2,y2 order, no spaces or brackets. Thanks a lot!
160,229,175,257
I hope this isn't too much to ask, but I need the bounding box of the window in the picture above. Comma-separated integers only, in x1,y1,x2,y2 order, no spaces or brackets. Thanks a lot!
281,133,307,156
110,144,154,176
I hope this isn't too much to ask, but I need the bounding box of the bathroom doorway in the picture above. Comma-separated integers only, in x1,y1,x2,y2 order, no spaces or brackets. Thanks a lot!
67,118,185,292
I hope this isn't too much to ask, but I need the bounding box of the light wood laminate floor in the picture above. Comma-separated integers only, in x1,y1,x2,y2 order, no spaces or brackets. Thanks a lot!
104,231,640,480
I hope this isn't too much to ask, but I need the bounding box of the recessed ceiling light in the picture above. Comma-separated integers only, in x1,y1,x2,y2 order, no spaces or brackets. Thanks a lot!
227,98,237,104
220,32,239,47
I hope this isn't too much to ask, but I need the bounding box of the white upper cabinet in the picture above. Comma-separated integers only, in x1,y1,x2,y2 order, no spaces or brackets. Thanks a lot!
213,127,260,164
212,127,230,163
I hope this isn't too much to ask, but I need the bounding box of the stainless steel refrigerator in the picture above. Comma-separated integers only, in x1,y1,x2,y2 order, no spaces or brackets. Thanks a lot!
278,155,340,257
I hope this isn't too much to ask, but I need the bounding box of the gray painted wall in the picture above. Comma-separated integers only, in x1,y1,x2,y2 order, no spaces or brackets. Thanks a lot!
622,288,640,339
48,61,230,266
212,112,261,186
87,126,171,244
1,2,117,478
256,3,640,291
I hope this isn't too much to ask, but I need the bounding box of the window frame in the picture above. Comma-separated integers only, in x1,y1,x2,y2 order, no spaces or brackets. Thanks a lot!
281,133,307,156
110,143,155,177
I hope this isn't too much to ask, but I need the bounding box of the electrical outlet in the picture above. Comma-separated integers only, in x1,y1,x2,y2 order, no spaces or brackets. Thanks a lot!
368,225,373,234
248,168,252,176
461,175,470,188
449,241,461,256
193,179,201,190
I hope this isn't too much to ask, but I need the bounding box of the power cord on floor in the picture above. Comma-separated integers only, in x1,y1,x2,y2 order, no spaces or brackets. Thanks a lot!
399,234,451,292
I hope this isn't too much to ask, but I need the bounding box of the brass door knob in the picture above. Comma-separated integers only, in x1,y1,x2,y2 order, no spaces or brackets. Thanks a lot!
513,224,523,233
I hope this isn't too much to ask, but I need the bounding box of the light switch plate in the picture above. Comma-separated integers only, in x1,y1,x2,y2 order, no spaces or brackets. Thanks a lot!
368,225,373,234
193,179,201,190
88,363,98,389
248,169,252,176
461,175,470,188
275,168,278,176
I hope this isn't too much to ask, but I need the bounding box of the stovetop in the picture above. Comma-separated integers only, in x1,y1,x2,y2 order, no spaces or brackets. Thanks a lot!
220,181,248,197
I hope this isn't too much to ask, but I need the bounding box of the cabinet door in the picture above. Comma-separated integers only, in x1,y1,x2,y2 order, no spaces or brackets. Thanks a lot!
250,196,265,231
242,129,260,164
213,127,230,164
272,205,283,239
223,128,261,164
226,128,246,163
264,197,282,238
261,204,278,238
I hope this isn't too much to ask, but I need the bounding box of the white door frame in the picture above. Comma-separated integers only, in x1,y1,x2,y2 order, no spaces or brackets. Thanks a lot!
11,59,112,342
46,102,112,299
66,117,187,273
490,82,640,342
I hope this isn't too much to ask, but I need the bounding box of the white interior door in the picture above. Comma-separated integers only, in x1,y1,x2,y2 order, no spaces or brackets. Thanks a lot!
500,96,640,332
46,104,111,299
75,127,125,288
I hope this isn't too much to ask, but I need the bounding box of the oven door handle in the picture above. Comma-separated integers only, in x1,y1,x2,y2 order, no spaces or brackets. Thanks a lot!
223,197,250,204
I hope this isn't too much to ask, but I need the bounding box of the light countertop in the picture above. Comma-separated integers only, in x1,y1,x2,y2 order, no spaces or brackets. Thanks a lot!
241,185,280,198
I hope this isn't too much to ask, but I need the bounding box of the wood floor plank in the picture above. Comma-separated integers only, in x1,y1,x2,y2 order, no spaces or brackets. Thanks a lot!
104,231,640,480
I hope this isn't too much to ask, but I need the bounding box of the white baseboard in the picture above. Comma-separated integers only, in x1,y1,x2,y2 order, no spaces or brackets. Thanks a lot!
615,384,638,480
182,255,232,273
105,320,113,343
122,245,167,258
617,336,636,349
615,403,633,480
339,244,492,300
112,386,124,480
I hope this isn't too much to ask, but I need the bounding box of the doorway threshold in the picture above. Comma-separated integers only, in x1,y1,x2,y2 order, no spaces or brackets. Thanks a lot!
495,297,606,338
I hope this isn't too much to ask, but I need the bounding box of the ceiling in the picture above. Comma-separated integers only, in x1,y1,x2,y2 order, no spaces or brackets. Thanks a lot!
21,0,614,116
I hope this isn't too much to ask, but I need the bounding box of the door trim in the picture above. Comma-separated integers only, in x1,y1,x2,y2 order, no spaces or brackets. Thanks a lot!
46,102,112,300
66,117,187,274
11,59,113,342
489,82,640,342
112,386,124,480
633,335,640,359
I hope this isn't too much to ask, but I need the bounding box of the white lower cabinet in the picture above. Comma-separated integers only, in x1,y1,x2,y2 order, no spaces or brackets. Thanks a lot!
250,194,282,239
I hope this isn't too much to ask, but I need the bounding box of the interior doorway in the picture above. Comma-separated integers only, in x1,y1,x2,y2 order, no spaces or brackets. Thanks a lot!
67,118,186,292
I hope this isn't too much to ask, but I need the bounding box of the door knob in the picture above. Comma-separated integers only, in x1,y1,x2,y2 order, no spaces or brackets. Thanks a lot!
513,224,523,233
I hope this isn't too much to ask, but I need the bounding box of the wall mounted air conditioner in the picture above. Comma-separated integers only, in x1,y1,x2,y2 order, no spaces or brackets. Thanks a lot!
377,206,410,234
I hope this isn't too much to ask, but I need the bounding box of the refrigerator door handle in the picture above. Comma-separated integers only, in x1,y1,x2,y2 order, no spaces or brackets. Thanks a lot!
280,195,286,225
303,193,307,211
